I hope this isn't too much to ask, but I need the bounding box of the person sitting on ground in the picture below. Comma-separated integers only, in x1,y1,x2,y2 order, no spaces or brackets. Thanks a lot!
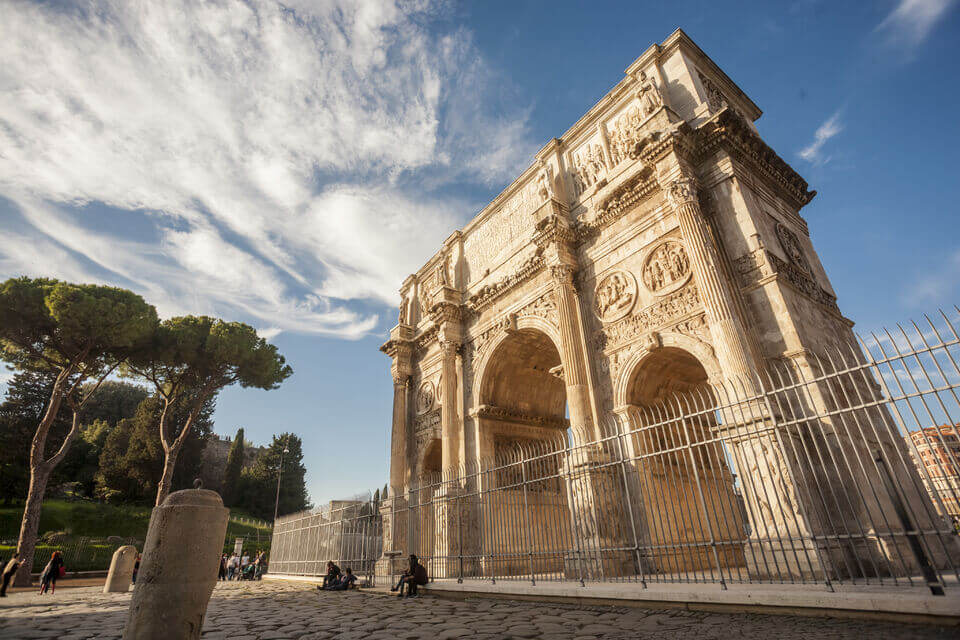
391,554,428,597
325,567,358,591
1,554,19,598
320,561,341,589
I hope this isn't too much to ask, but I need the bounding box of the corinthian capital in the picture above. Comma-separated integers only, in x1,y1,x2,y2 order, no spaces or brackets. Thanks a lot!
550,263,577,288
439,340,461,358
666,177,699,208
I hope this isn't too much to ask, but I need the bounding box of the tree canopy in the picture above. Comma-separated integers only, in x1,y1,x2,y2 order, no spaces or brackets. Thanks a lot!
126,316,293,504
0,277,158,584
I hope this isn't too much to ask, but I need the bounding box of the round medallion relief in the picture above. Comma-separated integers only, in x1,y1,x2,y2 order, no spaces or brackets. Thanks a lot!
642,240,691,295
415,381,435,415
594,270,638,323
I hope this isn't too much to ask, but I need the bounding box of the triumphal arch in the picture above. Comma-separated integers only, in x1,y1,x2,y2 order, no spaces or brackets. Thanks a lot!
378,29,956,582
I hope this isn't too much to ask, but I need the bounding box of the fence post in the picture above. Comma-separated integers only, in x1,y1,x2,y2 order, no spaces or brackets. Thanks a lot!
613,415,646,588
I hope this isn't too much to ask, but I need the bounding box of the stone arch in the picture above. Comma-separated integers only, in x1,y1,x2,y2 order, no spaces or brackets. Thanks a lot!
614,339,746,575
418,438,442,480
470,323,572,577
471,313,562,409
612,331,721,412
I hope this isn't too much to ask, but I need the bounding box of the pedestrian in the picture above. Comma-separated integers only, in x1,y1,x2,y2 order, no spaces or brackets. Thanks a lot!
227,553,237,580
0,554,19,597
132,554,140,583
254,550,265,580
39,551,64,595
241,552,250,574
218,554,227,581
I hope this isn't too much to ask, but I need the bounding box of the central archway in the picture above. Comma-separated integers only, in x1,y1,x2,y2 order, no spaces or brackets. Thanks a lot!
623,347,747,576
473,328,572,577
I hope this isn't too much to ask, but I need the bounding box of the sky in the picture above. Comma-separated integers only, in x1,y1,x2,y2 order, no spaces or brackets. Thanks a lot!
1,0,959,506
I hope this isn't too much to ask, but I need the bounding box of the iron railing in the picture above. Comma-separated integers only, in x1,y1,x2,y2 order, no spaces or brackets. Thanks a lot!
269,499,382,583
272,310,960,593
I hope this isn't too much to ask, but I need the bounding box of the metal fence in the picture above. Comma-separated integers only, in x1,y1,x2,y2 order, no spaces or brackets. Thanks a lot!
271,310,960,594
269,500,382,583
388,311,960,593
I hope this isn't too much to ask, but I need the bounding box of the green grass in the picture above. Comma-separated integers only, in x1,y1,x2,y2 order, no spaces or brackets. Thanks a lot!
0,499,273,571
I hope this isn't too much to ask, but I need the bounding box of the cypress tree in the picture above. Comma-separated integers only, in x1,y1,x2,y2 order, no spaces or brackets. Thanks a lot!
221,427,245,506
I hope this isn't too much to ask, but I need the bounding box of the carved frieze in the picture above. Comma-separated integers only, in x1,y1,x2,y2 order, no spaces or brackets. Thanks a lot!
462,179,542,279
413,408,441,450
735,248,838,311
599,312,709,383
641,240,691,295
594,270,638,323
775,222,810,272
576,166,658,239
698,71,726,113
466,252,545,314
601,285,702,350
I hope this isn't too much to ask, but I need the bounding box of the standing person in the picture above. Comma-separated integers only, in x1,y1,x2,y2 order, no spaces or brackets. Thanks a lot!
254,550,265,580
39,551,64,595
241,551,250,575
218,554,228,581
132,554,141,584
0,554,19,597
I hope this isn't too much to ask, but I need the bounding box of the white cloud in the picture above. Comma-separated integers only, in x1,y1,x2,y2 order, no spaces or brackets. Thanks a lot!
876,0,956,51
0,0,536,337
798,111,843,164
904,248,960,306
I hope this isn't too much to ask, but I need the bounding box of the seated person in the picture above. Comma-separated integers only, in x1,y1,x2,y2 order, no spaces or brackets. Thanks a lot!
390,555,428,597
320,561,341,589
325,567,357,591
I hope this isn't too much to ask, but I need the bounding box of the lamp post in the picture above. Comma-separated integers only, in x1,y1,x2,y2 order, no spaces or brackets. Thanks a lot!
273,438,290,524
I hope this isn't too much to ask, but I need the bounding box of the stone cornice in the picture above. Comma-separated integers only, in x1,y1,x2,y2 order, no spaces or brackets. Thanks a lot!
474,404,570,430
465,252,546,314
697,109,815,209
575,166,658,241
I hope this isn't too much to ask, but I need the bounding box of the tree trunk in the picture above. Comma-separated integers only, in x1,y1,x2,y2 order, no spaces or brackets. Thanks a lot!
14,464,51,586
155,444,181,506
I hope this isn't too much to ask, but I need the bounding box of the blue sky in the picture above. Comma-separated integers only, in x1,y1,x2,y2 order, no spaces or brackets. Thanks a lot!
1,0,958,505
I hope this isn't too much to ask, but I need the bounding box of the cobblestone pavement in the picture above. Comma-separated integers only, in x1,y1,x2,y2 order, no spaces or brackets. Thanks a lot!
0,580,956,639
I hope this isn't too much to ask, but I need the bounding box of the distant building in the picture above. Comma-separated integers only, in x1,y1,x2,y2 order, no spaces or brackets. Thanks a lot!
905,425,960,519
199,433,268,492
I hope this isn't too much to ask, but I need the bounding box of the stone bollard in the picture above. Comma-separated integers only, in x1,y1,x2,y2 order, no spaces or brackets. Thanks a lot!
104,545,138,593
122,489,229,640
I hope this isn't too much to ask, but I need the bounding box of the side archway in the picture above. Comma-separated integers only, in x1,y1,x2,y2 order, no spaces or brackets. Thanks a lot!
615,339,746,574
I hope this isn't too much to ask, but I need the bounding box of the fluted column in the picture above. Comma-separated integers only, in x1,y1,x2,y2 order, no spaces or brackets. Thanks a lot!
440,340,461,471
666,176,756,383
550,264,598,441
389,373,410,493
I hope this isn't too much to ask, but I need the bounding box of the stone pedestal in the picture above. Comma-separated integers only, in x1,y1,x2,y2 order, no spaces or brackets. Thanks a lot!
123,490,228,640
375,495,407,580
104,545,137,593
561,449,635,580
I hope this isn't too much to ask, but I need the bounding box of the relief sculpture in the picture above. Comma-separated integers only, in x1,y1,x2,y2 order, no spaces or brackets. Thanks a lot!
416,380,435,415
642,240,691,295
571,143,606,197
594,270,637,323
